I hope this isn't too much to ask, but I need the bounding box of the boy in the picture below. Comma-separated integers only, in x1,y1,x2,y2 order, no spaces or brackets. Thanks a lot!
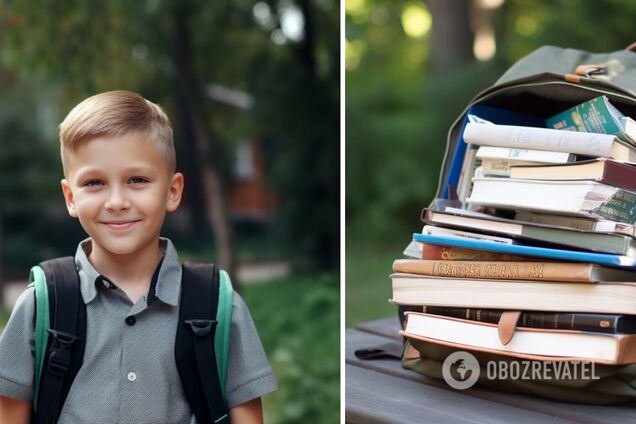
0,90,277,423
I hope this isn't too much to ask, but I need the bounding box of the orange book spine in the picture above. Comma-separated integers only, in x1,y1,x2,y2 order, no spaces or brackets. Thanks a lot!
394,259,594,282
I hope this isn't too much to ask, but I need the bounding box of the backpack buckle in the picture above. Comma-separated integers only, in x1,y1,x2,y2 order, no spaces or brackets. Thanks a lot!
184,319,218,337
46,329,79,375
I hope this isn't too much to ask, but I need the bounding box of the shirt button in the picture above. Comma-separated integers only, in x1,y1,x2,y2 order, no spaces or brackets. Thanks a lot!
125,316,136,326
127,372,137,382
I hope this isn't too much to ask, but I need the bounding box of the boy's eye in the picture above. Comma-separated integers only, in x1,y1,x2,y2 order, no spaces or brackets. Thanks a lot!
129,176,149,184
84,179,103,187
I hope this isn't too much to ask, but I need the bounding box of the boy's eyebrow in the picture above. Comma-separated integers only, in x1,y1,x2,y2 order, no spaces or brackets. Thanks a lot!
73,165,157,179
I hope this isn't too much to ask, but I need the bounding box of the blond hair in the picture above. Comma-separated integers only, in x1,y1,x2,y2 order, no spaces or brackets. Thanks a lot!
59,90,175,174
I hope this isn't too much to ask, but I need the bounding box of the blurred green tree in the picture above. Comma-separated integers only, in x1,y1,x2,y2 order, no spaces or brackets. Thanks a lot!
0,0,339,279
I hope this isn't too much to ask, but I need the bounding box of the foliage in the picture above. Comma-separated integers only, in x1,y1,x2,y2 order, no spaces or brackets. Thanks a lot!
0,0,339,273
345,239,398,327
346,0,636,247
242,273,339,424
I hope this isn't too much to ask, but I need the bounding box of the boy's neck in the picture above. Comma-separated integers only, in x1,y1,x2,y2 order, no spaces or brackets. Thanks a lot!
88,238,163,300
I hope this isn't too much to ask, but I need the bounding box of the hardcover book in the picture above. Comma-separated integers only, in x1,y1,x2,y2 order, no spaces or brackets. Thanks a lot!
463,122,636,161
421,207,636,255
412,233,636,269
509,158,636,192
402,312,636,365
391,273,636,315
422,306,636,334
393,259,636,282
467,177,636,225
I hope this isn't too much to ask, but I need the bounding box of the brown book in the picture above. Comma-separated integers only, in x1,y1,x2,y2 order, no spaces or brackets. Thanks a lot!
510,158,636,192
393,259,636,282
423,306,636,334
402,312,636,365
420,243,529,261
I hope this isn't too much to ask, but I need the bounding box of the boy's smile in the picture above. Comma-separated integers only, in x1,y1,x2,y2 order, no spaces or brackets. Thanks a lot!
61,133,183,262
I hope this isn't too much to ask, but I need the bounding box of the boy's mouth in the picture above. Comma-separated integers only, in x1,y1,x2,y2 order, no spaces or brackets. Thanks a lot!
101,220,140,230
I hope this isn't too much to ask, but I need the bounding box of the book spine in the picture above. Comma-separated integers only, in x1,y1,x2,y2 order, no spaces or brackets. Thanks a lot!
424,307,631,334
463,122,616,157
393,260,594,282
420,243,530,261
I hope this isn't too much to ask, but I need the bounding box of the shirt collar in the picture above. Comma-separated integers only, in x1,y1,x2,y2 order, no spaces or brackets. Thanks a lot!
75,237,182,306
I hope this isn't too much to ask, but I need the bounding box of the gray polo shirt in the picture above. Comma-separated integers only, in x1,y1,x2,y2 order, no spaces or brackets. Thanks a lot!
0,238,277,424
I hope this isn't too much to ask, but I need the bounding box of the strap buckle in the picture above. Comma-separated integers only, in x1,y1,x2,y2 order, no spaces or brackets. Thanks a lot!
184,319,218,337
46,329,79,376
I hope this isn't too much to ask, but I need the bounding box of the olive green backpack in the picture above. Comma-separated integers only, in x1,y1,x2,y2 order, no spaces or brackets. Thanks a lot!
400,43,636,404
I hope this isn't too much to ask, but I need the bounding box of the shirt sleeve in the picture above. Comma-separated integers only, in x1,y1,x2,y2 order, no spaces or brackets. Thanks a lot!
0,285,35,400
224,292,277,408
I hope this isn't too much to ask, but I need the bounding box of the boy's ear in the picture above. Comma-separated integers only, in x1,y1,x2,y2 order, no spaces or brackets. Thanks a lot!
166,172,184,212
60,179,78,218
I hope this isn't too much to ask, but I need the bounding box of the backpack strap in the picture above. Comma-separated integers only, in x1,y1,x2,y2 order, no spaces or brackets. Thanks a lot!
176,263,231,424
31,257,87,424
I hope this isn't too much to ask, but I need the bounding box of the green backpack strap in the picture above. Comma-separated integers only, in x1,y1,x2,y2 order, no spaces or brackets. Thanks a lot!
215,269,234,396
30,265,50,411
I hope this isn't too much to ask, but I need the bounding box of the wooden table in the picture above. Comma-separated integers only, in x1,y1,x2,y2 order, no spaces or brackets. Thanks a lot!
346,317,636,423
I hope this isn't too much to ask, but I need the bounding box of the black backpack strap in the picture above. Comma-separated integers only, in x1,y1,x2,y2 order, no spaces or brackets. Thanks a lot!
33,257,86,424
176,262,229,424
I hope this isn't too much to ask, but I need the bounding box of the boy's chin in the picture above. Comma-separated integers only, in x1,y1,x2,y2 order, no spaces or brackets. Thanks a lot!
91,237,159,257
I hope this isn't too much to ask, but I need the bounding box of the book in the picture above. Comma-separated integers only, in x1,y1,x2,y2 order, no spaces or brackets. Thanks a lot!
401,312,636,364
514,210,636,236
463,122,636,160
509,158,636,192
422,225,514,245
422,306,636,334
482,159,539,177
442,104,545,201
546,95,636,144
420,243,531,261
390,272,636,315
412,233,636,268
476,146,575,163
392,259,636,282
467,177,636,225
422,208,636,255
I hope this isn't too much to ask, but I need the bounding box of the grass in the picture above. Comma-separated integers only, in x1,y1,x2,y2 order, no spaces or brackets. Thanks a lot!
345,238,404,327
241,273,339,424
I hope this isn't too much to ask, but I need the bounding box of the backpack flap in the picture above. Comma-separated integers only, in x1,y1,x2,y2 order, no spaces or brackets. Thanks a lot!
435,46,636,204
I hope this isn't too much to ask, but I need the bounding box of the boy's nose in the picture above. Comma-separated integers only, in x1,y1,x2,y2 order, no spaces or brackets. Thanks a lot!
105,187,131,211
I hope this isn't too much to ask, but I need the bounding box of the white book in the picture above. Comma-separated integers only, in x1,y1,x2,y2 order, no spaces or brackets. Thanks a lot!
476,146,574,163
466,177,636,224
402,312,636,364
463,122,636,160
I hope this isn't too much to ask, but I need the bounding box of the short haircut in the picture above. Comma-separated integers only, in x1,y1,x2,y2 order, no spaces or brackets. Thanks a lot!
59,90,176,175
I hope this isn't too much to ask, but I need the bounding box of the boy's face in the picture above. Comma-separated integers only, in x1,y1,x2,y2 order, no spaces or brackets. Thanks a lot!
61,133,183,257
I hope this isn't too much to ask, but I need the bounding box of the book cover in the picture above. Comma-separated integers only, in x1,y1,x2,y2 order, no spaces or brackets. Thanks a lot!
509,158,636,192
423,306,636,334
546,95,636,144
467,178,636,225
401,312,636,364
421,208,635,255
391,273,636,315
463,122,621,157
412,233,636,268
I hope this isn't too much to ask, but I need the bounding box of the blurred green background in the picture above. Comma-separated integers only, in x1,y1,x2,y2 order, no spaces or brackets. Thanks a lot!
0,1,339,423
346,0,636,327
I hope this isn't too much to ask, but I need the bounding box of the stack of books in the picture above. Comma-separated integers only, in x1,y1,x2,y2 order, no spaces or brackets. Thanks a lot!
391,95,636,365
